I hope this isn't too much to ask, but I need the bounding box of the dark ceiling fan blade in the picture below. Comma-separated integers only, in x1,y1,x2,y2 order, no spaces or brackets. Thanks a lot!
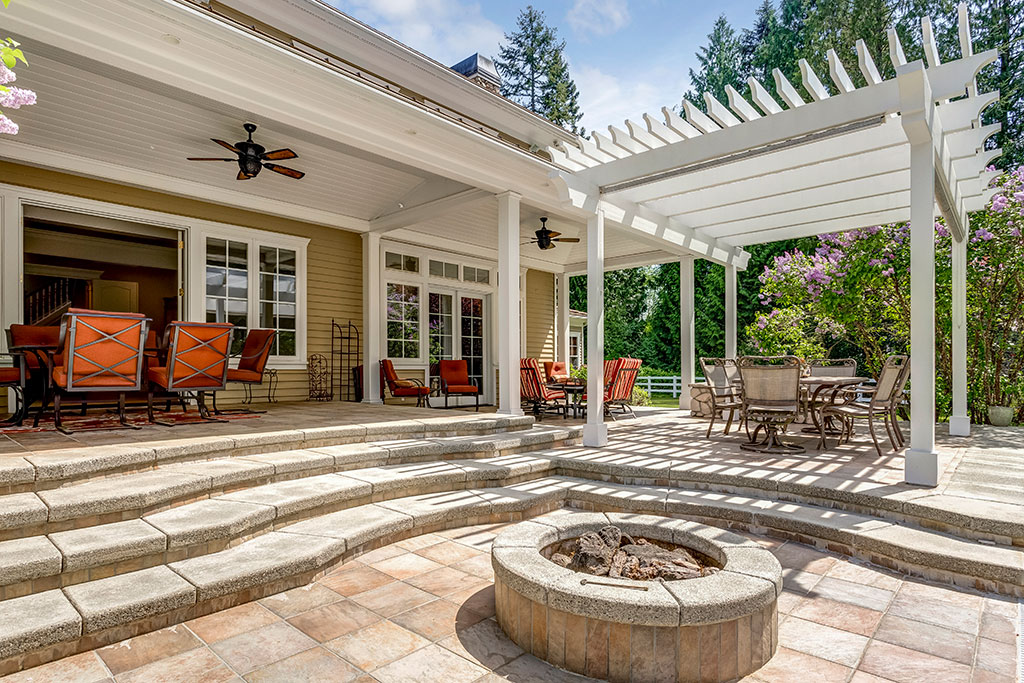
237,170,252,180
554,237,581,243
264,163,305,179
187,157,235,161
261,148,298,161
211,138,241,153
547,230,562,238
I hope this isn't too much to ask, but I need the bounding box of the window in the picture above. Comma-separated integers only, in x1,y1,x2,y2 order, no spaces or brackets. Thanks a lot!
259,246,297,356
429,259,460,280
569,332,582,369
463,266,490,284
202,232,306,362
385,251,419,273
386,283,420,358
428,292,454,364
206,238,249,354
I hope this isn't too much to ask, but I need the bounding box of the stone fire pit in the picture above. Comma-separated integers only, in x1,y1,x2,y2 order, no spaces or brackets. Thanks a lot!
492,511,782,683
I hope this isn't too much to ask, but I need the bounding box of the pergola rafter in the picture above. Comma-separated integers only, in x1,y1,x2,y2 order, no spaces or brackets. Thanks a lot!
549,2,1000,484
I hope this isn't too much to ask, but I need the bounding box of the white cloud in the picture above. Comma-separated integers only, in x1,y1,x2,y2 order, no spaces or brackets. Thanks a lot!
329,0,505,66
573,63,686,134
567,0,631,38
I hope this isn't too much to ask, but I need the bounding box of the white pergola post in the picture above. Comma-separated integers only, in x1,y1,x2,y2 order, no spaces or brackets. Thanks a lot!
680,256,696,410
497,192,523,415
519,267,528,357
584,210,607,446
361,232,382,404
901,64,939,485
725,264,738,358
950,233,970,436
558,272,570,364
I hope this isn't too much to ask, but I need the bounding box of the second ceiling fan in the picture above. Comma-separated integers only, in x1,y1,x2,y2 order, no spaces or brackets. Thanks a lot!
525,217,580,250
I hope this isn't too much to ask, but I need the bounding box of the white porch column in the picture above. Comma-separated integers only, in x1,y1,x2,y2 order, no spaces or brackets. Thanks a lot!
950,233,970,436
584,210,607,446
361,232,382,404
519,267,528,357
557,272,570,364
725,264,737,358
679,256,696,410
497,192,523,415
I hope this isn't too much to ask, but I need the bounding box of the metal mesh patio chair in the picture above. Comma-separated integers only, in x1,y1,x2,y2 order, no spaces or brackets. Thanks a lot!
737,355,804,453
803,357,858,421
820,355,910,456
699,357,743,437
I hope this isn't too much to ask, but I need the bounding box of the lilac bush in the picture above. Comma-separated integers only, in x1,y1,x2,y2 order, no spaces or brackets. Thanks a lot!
748,167,1024,422
1,2,37,134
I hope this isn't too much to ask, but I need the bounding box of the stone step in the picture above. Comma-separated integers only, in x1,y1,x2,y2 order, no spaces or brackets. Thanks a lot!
1,475,1022,675
0,412,539,494
0,426,578,540
0,453,559,599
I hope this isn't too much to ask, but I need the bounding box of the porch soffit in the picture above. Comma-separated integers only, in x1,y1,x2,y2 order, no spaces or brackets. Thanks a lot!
549,3,1000,250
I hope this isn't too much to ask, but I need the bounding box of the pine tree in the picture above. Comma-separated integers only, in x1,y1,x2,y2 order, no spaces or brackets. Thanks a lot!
741,1,778,81
496,6,584,132
684,15,744,111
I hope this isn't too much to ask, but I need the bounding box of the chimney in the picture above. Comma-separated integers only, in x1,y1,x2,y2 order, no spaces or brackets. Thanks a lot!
450,53,502,95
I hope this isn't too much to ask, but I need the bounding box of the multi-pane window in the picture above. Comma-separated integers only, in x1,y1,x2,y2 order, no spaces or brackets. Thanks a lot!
206,238,248,354
385,252,419,273
569,333,581,369
463,266,490,284
428,259,460,280
461,296,484,390
428,292,454,366
259,246,297,356
386,283,420,359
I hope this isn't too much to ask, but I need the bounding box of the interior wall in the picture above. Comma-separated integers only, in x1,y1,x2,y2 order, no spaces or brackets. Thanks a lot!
1,161,363,405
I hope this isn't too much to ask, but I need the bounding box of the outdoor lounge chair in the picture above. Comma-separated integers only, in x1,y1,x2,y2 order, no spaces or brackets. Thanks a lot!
521,358,566,419
700,357,743,437
438,359,479,410
543,361,570,383
49,309,151,433
212,328,276,414
0,349,26,426
819,354,910,456
579,358,642,419
737,355,804,453
380,358,431,407
147,321,233,425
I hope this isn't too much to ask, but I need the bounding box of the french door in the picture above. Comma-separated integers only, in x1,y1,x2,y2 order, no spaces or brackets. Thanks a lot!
428,289,488,404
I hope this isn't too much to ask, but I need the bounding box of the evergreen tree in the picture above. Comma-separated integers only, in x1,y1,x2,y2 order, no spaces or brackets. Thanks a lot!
684,15,744,111
741,1,779,82
496,6,584,133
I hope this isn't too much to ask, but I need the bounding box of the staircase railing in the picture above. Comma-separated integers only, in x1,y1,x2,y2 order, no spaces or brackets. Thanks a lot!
25,277,74,325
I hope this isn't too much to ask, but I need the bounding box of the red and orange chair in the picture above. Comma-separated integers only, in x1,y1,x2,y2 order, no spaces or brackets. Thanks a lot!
147,321,233,424
380,359,430,407
212,328,276,414
520,358,565,419
438,359,479,411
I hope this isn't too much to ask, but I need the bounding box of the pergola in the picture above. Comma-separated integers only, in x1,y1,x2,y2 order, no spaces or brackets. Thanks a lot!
549,3,998,486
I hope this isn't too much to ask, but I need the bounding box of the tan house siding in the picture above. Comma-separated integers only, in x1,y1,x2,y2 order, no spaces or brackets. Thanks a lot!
525,269,555,361
0,161,362,405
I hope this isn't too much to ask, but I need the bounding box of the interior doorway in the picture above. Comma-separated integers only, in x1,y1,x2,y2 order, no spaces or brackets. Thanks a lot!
22,206,183,337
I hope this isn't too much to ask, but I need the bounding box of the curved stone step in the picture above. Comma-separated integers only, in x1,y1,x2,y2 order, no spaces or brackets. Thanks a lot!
0,426,578,540
0,413,538,494
0,475,1021,676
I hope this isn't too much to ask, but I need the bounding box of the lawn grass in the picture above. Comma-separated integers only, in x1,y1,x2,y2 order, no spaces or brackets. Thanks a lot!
646,394,680,408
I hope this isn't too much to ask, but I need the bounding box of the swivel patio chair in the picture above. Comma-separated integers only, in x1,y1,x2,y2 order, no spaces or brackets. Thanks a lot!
543,361,570,383
520,358,566,419
212,328,276,414
380,358,431,407
147,321,233,425
819,354,910,456
737,355,805,453
700,357,743,438
0,350,26,426
49,309,151,433
438,359,479,411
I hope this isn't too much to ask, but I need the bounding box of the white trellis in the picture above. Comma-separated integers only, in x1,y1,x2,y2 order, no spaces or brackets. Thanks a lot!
550,3,998,485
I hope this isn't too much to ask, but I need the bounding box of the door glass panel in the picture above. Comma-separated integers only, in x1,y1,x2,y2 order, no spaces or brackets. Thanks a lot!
429,292,454,382
460,295,485,392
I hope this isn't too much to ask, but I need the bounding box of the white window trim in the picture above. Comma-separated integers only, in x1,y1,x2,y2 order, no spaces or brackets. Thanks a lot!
192,223,309,370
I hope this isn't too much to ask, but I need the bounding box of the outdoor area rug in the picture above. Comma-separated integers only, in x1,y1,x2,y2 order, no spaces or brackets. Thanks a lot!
0,409,261,434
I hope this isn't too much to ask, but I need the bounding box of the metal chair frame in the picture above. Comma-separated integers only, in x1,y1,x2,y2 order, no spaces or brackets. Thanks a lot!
520,359,566,420
0,351,27,426
819,355,910,456
212,329,277,415
737,355,805,454
700,357,743,437
148,322,233,426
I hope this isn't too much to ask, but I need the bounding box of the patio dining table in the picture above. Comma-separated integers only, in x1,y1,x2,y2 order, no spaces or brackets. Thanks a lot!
799,375,870,435
546,380,585,419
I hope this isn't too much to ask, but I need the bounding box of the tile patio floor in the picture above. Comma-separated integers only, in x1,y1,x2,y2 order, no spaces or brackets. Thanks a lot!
4,521,1017,683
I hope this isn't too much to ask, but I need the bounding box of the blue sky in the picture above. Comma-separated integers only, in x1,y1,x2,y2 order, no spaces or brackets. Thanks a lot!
328,0,761,133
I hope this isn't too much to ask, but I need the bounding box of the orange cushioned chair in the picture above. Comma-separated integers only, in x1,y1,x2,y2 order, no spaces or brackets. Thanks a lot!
147,321,233,424
438,359,479,411
6,324,59,426
543,361,570,383
212,329,276,415
0,350,26,426
380,359,430,407
49,309,151,433
521,358,565,419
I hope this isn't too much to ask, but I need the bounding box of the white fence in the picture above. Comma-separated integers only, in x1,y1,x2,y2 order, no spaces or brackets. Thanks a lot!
634,375,697,398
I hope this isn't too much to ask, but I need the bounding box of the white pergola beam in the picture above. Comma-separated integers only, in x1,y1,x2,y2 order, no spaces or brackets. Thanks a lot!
774,68,807,108
800,59,831,101
726,85,761,122
748,77,783,115
828,49,856,93
857,39,884,85
683,100,721,134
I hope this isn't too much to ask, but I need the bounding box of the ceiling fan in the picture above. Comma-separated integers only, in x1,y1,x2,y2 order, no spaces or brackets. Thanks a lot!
525,217,581,250
187,123,305,180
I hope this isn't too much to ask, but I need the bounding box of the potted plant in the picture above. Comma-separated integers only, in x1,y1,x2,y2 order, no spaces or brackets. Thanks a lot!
988,381,1016,427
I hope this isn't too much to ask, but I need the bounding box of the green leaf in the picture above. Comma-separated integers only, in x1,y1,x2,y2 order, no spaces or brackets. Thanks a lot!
1,53,15,69
0,0,11,9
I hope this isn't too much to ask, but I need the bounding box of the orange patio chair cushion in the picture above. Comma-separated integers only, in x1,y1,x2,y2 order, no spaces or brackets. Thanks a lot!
0,367,21,384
